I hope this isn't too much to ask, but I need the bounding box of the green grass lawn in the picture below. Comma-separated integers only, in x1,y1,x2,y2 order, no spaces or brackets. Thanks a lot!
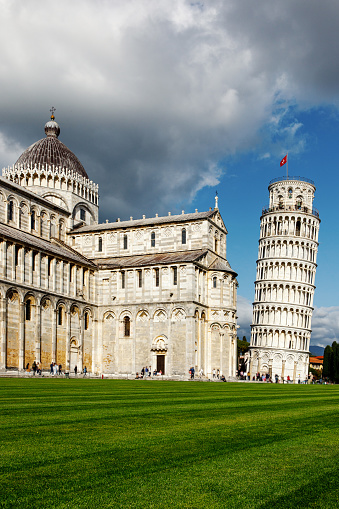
0,379,338,509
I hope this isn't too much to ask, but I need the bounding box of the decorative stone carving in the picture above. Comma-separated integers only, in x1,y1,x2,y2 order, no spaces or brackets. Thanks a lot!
137,310,149,322
151,337,168,352
154,310,166,322
172,308,186,321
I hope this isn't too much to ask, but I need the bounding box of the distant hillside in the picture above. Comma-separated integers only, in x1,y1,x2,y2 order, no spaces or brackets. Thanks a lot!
309,345,324,356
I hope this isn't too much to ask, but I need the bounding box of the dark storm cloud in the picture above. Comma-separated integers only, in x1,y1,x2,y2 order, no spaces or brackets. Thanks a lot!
1,0,339,221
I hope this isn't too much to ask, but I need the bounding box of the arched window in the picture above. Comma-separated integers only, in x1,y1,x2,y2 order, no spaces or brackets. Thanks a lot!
25,300,31,321
182,228,186,245
151,232,155,247
58,307,63,326
84,312,89,330
31,210,35,230
123,234,128,250
296,220,301,236
213,277,217,288
124,316,130,337
8,200,14,222
288,188,293,199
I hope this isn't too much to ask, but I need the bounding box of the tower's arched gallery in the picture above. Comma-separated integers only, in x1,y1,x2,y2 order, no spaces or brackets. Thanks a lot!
0,115,238,377
249,176,320,381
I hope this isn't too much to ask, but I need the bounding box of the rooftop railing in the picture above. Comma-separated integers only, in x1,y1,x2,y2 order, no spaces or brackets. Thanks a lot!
262,204,319,218
269,176,315,186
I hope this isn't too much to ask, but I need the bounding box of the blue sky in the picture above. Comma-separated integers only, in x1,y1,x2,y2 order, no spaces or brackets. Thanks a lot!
0,0,338,349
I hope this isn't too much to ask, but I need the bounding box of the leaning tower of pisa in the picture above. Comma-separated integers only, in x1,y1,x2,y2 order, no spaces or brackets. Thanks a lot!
249,176,320,382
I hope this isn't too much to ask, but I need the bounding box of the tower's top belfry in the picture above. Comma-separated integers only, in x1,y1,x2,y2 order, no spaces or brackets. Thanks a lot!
264,176,319,219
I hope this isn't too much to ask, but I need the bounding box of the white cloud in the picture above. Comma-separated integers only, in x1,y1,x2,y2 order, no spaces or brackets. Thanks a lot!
311,306,339,348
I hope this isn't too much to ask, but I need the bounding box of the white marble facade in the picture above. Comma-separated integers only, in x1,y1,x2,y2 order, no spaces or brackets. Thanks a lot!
249,176,320,381
0,115,238,378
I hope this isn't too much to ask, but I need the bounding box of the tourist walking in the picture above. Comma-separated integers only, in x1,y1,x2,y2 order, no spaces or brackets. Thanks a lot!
83,366,87,376
74,365,77,376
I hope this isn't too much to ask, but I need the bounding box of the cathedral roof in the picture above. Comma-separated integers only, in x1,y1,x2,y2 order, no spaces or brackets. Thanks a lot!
72,210,219,233
209,257,237,276
0,222,95,267
93,249,208,269
14,115,89,180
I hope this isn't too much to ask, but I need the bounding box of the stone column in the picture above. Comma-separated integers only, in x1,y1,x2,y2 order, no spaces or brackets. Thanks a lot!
19,301,25,370
65,310,71,371
1,241,6,279
281,359,286,381
0,297,7,370
51,308,57,363
35,303,41,364
293,360,298,383
219,331,224,376
79,313,84,373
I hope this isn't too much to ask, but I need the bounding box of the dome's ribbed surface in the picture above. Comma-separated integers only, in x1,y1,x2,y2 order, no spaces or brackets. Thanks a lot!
14,117,88,179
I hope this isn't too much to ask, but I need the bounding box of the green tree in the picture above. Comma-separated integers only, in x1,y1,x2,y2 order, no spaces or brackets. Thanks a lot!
323,343,335,381
333,341,339,383
237,336,250,358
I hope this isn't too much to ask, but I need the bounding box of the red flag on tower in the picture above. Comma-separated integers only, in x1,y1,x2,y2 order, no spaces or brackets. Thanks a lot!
280,155,287,167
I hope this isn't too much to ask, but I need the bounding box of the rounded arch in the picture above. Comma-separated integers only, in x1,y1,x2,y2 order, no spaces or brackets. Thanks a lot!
171,307,186,321
120,309,132,320
6,287,22,302
151,335,168,352
153,308,167,322
41,192,70,211
136,309,150,322
23,292,37,305
102,310,116,321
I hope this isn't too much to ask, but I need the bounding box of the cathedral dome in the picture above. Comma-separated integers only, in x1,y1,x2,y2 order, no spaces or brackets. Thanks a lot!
14,115,89,179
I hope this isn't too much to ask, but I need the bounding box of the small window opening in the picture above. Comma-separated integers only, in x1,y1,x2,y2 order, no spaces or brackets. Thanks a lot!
213,277,217,288
32,251,37,271
121,271,125,289
8,200,14,222
124,316,130,337
123,234,128,250
80,209,86,221
151,232,155,247
182,228,187,245
84,312,89,330
15,246,19,266
173,266,177,286
98,237,103,252
137,270,142,288
155,268,160,287
31,210,35,230
58,307,63,326
25,300,31,321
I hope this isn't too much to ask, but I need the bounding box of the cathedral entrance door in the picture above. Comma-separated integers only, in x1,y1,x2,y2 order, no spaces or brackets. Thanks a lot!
157,355,165,375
